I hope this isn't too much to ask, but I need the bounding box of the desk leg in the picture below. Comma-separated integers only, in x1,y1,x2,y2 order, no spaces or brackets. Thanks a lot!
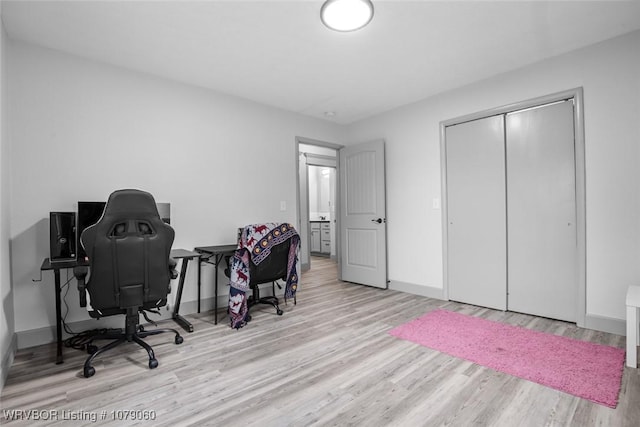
214,255,220,325
197,256,201,313
173,258,194,333
627,304,638,368
54,269,63,364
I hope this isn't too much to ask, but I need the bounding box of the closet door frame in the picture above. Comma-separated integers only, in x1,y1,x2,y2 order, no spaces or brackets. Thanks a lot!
439,87,586,327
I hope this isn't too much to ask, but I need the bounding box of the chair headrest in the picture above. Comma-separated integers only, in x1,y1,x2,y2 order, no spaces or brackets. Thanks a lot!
102,189,159,219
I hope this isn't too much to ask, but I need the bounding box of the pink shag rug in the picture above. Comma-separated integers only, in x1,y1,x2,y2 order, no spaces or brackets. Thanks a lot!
388,309,625,408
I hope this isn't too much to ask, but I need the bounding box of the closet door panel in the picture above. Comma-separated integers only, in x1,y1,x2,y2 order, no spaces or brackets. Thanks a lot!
506,101,577,322
446,116,507,310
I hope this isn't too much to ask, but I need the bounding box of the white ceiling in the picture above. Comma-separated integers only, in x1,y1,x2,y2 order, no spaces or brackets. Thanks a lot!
2,0,640,124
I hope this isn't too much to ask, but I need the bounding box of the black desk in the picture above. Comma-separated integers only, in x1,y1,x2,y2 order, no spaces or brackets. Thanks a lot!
41,248,198,364
170,249,202,333
194,245,236,325
40,257,89,364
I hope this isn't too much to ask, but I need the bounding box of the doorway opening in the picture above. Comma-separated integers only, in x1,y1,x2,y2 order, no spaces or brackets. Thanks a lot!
308,165,336,258
295,137,342,273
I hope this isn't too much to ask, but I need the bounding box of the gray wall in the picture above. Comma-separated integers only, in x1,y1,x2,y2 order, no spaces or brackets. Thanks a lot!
3,28,640,373
6,40,345,347
346,30,640,332
1,4,16,388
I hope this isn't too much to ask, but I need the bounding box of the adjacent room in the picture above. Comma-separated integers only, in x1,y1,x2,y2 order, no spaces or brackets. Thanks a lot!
1,1,640,425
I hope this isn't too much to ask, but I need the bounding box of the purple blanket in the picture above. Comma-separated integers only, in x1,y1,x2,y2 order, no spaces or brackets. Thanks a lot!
228,223,300,329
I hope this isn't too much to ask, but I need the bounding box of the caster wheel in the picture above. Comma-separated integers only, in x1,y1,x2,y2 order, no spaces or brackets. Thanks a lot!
149,359,159,369
86,345,98,355
175,335,184,345
277,309,283,316
83,366,95,378
138,325,145,332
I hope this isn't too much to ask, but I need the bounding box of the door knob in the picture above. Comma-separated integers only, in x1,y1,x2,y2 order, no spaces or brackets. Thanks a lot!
371,218,384,224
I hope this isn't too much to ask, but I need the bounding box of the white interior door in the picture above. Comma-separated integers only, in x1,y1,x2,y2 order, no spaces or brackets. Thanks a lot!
506,100,577,322
445,116,507,310
339,140,387,288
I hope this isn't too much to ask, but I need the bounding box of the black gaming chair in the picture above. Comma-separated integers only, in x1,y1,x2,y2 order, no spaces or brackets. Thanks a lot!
226,224,300,327
73,189,183,378
247,237,294,317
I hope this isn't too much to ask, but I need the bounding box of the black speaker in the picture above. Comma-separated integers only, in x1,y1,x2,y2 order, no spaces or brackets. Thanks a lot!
50,212,76,262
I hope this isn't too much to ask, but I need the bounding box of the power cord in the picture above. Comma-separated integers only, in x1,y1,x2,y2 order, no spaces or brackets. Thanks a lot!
60,269,120,351
64,328,121,351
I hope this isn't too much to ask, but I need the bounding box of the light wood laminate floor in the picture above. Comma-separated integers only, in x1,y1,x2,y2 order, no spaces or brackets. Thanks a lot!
2,257,639,426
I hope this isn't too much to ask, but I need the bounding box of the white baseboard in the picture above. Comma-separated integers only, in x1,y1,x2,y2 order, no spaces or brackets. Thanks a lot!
176,296,220,317
389,280,445,300
1,333,17,390
14,295,233,350
14,291,628,351
16,315,159,350
584,313,626,336
388,281,627,336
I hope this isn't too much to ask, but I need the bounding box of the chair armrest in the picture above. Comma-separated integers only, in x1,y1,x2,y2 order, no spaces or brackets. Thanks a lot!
223,255,232,277
169,257,178,280
74,266,89,307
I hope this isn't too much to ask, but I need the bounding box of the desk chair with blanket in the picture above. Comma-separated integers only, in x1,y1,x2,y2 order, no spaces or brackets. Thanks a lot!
227,223,300,329
73,189,183,378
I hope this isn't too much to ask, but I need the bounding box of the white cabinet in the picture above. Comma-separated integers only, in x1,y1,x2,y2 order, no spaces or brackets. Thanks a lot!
320,222,331,254
310,222,321,253
310,221,331,255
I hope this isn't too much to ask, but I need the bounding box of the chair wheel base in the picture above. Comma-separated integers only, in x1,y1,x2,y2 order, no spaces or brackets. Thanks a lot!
83,366,95,378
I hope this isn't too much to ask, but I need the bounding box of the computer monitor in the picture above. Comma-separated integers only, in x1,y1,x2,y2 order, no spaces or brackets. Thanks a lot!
77,201,106,261
156,202,170,225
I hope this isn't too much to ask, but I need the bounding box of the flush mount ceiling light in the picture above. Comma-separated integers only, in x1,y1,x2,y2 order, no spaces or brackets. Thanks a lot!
321,0,374,32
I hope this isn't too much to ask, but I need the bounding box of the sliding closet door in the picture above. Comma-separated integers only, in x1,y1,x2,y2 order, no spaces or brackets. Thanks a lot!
506,100,577,322
445,116,507,310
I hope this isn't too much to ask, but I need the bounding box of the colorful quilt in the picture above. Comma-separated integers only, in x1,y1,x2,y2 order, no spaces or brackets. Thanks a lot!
228,223,300,329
